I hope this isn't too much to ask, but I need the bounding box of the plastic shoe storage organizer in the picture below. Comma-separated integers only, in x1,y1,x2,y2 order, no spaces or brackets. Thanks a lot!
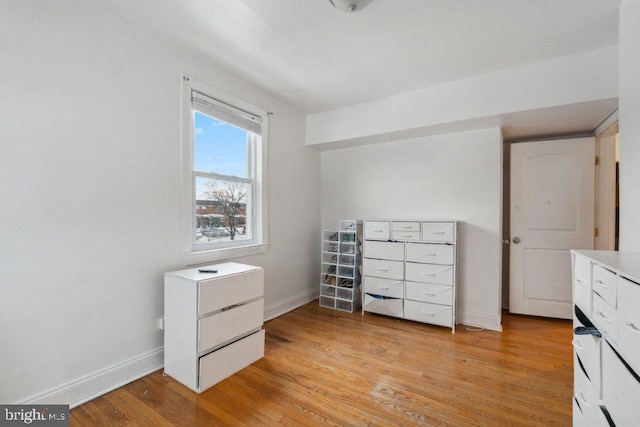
320,220,362,312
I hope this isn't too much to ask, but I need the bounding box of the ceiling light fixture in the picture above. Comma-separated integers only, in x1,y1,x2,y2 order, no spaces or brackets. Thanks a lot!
329,0,372,13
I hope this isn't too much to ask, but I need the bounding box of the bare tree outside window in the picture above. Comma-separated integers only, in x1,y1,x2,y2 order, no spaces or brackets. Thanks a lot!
201,180,247,241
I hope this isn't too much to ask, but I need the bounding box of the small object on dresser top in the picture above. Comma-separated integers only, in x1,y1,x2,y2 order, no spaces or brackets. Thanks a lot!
198,268,218,273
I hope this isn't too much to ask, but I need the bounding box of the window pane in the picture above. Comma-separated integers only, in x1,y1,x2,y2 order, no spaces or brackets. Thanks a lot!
195,176,251,244
194,112,248,178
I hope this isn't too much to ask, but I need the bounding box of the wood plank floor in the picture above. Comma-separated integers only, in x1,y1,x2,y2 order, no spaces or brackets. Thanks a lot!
71,302,573,426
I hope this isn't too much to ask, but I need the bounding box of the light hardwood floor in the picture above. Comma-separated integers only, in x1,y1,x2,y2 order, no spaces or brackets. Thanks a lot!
71,302,573,426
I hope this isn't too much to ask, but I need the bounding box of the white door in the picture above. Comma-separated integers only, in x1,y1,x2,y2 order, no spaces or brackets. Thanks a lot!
510,137,594,319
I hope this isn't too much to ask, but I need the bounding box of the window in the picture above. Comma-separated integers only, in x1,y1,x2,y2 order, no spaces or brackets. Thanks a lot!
182,76,268,262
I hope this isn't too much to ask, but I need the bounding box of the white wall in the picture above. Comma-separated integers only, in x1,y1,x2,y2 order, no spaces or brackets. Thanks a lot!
0,0,319,405
321,128,503,330
307,47,618,147
619,0,640,250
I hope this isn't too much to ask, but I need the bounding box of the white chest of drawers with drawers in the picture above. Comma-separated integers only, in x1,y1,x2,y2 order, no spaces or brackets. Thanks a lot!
362,220,458,332
571,250,640,426
164,262,264,393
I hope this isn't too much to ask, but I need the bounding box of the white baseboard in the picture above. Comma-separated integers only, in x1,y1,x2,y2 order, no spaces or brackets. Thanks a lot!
458,310,503,331
264,288,318,321
21,347,164,408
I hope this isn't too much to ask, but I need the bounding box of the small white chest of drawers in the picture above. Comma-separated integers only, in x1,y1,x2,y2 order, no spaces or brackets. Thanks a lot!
571,250,640,426
164,262,264,393
362,220,458,332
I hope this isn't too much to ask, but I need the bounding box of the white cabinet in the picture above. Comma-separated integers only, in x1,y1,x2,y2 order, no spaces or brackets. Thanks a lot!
571,250,640,426
362,220,458,332
320,220,362,313
164,262,264,393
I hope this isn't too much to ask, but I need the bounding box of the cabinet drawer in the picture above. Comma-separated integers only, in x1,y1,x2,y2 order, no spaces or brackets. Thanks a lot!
572,332,601,397
421,222,455,242
404,300,453,327
363,293,403,317
573,255,592,316
364,240,404,261
199,329,265,391
592,264,617,308
392,221,420,232
363,258,404,280
405,262,453,285
391,230,420,241
602,342,640,427
364,221,390,240
406,242,454,265
198,269,263,315
572,398,588,427
574,347,602,426
405,281,452,306
363,276,404,298
198,299,263,352
592,294,618,343
618,276,640,375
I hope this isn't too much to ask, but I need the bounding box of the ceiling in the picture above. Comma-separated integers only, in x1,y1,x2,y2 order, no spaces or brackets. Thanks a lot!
93,0,620,136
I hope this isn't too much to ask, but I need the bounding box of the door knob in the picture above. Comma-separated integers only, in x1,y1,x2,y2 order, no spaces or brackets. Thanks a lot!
512,237,521,244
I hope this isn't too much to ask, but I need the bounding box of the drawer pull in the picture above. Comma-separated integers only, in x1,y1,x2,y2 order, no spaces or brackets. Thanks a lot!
571,339,584,351
420,311,436,316
576,392,591,408
422,253,437,257
574,279,586,286
594,279,609,289
376,267,389,272
624,321,640,335
431,231,446,235
422,272,437,276
596,311,612,323
400,225,413,229
376,285,389,290
373,229,384,233
421,291,437,296
400,234,412,238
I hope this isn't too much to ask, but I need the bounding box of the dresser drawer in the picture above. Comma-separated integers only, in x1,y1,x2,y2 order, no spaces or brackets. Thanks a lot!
392,221,420,232
421,222,455,242
364,221,390,240
363,293,403,317
602,342,640,427
592,294,618,343
618,276,640,375
574,347,602,426
573,255,592,315
391,230,420,241
592,264,617,308
405,262,453,285
404,300,453,327
405,281,452,306
572,332,601,397
406,242,454,265
199,329,264,391
363,276,404,298
572,398,588,427
363,258,404,280
364,240,404,261
198,269,263,315
198,299,263,352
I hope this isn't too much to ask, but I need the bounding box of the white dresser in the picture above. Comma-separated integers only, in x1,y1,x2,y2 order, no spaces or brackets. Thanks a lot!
164,262,264,393
571,250,640,426
362,220,458,332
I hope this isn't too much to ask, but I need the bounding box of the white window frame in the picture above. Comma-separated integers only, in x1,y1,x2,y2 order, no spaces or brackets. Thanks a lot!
181,75,268,264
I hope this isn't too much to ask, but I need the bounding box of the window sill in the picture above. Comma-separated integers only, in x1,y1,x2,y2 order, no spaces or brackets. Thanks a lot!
182,243,268,266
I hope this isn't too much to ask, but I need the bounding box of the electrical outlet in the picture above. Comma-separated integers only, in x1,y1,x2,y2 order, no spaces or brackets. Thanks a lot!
157,318,164,330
